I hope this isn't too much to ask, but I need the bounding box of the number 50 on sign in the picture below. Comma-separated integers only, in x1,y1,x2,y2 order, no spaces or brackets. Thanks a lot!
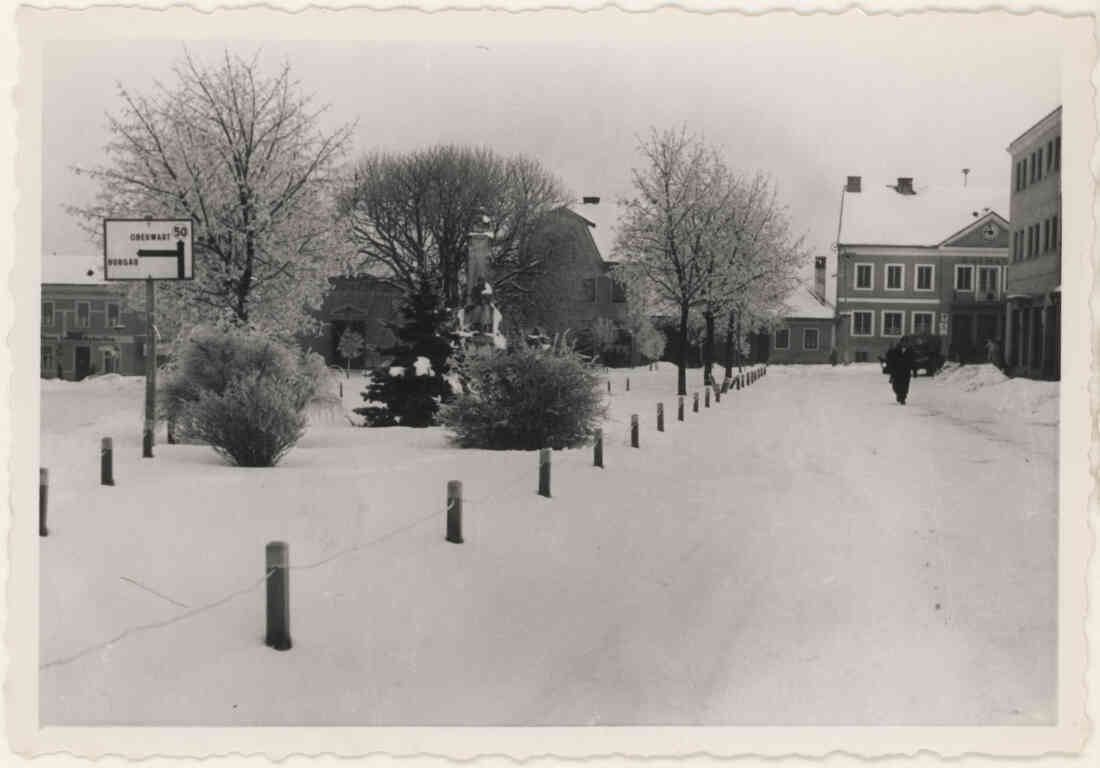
103,219,194,281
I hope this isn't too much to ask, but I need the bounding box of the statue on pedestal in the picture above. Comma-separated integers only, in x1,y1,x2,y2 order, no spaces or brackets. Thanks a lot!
455,225,506,354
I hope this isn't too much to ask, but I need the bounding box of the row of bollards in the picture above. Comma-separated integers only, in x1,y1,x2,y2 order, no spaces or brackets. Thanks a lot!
97,365,767,655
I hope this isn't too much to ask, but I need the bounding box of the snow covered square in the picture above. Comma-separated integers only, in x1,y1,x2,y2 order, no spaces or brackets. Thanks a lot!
39,363,1057,725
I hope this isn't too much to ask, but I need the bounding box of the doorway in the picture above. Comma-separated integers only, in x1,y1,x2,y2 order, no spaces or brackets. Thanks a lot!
74,346,91,380
951,314,973,361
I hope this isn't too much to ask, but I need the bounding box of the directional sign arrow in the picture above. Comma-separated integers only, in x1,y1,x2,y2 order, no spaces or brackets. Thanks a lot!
136,240,187,279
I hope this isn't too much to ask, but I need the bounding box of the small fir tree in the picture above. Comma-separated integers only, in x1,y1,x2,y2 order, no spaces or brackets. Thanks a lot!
356,278,455,427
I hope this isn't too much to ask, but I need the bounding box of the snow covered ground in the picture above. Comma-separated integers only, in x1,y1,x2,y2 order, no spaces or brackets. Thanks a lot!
39,363,1057,725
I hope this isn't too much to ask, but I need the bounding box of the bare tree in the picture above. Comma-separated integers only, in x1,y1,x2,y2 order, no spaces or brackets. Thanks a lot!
70,49,356,340
337,145,571,312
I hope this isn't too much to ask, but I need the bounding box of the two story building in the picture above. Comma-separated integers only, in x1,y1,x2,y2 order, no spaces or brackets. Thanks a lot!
1005,106,1061,380
834,176,1010,363
41,254,149,379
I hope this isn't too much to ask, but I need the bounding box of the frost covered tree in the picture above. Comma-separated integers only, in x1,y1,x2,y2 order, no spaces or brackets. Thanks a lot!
614,127,804,392
336,145,571,312
336,327,366,376
589,317,618,366
612,127,732,395
701,172,804,384
356,277,455,427
70,49,355,340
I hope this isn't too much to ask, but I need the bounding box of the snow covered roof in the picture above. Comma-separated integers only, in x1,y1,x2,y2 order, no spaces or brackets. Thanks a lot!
42,253,108,285
838,183,1009,247
566,201,621,261
780,283,835,320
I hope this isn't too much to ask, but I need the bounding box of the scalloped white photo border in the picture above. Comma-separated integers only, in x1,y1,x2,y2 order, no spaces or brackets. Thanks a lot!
3,2,1096,763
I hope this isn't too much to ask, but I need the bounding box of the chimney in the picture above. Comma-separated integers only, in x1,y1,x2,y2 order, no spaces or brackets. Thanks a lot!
845,176,862,193
896,177,915,195
814,256,827,302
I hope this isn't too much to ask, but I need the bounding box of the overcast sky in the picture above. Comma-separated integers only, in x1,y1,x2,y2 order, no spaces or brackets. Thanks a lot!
41,12,1068,274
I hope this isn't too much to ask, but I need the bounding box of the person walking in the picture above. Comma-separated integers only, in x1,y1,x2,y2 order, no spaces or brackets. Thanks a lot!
885,337,914,405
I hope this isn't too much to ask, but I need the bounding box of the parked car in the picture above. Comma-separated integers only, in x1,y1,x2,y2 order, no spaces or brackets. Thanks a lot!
879,334,946,377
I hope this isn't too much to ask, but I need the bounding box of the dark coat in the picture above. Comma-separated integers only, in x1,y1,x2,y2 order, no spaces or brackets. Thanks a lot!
885,345,913,399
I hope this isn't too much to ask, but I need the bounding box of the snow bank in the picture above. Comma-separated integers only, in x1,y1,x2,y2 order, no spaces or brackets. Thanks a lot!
930,363,1058,423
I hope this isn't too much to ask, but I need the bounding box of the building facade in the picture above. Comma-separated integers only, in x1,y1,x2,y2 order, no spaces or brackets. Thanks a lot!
41,256,149,379
834,176,1010,363
767,258,836,364
303,275,404,369
1005,106,1061,380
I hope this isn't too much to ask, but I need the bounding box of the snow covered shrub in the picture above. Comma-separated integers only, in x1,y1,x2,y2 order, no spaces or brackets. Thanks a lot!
357,277,455,427
183,371,307,467
159,327,321,466
439,337,607,450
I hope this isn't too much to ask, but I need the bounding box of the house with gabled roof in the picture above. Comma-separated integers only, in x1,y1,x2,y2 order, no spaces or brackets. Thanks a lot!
764,257,836,364
834,175,1010,364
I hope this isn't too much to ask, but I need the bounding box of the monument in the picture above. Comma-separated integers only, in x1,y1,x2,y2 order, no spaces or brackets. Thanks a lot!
456,217,506,353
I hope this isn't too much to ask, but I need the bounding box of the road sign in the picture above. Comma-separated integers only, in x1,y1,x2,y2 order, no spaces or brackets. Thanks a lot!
103,219,194,280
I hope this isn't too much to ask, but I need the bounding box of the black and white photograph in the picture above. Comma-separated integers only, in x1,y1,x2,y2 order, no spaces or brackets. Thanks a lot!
5,2,1096,761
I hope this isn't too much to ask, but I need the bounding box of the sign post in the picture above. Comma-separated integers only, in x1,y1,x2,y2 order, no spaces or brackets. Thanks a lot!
143,277,156,457
104,218,194,459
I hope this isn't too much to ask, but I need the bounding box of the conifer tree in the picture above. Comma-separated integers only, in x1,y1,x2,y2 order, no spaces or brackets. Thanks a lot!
356,277,455,427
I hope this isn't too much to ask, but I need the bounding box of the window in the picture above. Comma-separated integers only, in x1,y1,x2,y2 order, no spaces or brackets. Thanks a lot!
911,312,934,335
1015,161,1024,191
915,264,934,291
1031,152,1037,182
851,311,873,337
1055,136,1061,171
611,281,626,303
774,329,790,349
854,263,873,290
102,349,119,374
42,345,54,372
1052,215,1059,252
582,278,596,303
955,265,974,291
885,264,904,291
76,302,90,328
978,266,999,298
802,328,820,350
1043,219,1050,251
1036,147,1043,179
42,301,54,328
1047,140,1054,173
107,302,120,327
881,311,904,338
1012,231,1019,262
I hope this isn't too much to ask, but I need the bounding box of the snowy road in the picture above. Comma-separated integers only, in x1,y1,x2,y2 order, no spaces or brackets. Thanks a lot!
39,364,1056,725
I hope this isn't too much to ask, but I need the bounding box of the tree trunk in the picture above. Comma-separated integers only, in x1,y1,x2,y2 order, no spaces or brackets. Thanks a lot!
724,310,735,380
676,303,689,396
703,310,715,385
736,311,743,372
